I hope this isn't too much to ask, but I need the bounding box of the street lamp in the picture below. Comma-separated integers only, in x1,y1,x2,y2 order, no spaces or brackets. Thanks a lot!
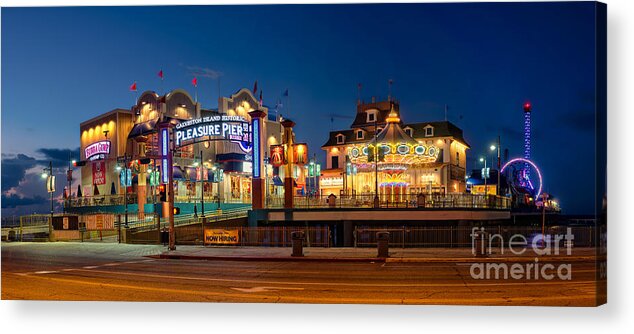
479,157,487,197
42,161,54,241
490,143,500,196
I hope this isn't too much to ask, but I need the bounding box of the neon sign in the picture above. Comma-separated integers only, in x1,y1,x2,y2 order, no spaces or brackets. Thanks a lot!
252,118,260,178
160,128,169,184
174,115,251,152
85,140,111,161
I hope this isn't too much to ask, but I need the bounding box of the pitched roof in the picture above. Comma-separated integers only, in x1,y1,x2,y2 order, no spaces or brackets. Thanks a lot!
322,120,470,148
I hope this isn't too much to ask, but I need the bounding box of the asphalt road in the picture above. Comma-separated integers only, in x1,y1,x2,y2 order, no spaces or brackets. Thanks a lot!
1,242,599,306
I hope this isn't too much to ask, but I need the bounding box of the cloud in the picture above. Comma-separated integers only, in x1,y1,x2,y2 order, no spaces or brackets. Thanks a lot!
1,193,47,208
36,147,80,168
557,108,595,132
1,154,38,192
185,65,223,80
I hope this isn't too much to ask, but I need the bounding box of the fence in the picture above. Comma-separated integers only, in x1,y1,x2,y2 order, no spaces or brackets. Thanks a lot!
354,225,598,248
267,193,511,210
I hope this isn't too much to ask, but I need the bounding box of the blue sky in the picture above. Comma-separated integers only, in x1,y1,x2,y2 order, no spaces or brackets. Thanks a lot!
1,2,601,215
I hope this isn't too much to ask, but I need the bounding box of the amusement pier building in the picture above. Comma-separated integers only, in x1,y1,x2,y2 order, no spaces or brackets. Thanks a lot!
320,99,470,200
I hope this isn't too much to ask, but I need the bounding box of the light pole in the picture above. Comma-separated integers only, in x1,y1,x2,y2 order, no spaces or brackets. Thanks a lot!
479,157,487,197
196,150,205,218
42,161,54,241
490,143,500,196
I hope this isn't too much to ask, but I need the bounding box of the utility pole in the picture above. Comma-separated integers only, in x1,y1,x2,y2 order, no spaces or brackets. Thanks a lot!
47,161,54,241
497,135,501,196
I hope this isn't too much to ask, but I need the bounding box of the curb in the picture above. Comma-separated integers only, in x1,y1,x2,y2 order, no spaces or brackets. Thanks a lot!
150,253,597,263
150,254,388,263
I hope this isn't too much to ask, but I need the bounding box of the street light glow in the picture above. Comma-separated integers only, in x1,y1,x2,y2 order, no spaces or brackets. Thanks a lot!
490,145,496,151
41,172,48,179
479,157,484,162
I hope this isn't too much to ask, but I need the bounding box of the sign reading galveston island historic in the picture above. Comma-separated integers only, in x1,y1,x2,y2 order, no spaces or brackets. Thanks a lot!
174,115,251,152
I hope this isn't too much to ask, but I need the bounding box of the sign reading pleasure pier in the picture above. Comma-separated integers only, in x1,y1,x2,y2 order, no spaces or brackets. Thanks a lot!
174,115,251,152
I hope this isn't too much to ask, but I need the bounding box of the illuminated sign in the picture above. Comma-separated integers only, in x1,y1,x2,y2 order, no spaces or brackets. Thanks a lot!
92,161,106,185
293,143,308,165
174,115,251,152
160,128,169,184
85,140,111,161
270,145,285,167
204,229,239,245
119,168,132,187
252,118,260,178
242,162,253,173
321,177,343,187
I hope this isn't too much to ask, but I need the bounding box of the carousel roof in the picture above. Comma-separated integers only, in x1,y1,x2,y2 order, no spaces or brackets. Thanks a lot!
369,105,418,146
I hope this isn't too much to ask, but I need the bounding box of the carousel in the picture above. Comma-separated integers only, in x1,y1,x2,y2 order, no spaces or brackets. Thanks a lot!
346,106,442,201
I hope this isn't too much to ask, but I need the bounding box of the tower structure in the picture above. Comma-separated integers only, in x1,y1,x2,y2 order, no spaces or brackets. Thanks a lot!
522,102,533,190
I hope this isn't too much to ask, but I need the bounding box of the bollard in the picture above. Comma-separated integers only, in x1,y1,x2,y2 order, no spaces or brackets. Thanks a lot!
474,230,488,257
291,231,305,257
376,231,390,258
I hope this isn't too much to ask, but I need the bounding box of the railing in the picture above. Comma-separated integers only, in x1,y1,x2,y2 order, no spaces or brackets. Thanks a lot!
66,194,136,207
267,193,511,210
354,225,598,248
171,226,330,247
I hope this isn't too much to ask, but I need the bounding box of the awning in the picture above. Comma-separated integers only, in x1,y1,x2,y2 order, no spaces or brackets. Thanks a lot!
272,176,283,186
127,119,157,139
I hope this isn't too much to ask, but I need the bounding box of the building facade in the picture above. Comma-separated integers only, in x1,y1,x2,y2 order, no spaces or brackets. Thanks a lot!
75,88,288,212
320,99,470,200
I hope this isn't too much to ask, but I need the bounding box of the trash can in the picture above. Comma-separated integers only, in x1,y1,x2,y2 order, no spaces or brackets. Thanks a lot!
291,231,305,257
327,194,337,208
161,228,169,246
376,231,390,258
474,230,488,257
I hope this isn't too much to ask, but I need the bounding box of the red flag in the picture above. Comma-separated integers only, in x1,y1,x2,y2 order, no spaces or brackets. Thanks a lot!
259,90,263,105
192,77,198,87
158,70,164,79
253,80,258,95
130,82,137,91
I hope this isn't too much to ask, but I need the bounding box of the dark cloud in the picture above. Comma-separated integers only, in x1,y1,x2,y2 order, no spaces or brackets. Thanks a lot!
1,194,47,208
35,147,80,168
1,153,37,191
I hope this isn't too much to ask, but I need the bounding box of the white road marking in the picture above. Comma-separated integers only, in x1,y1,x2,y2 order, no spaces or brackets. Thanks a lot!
34,271,59,274
82,266,99,269
102,263,121,267
230,286,305,293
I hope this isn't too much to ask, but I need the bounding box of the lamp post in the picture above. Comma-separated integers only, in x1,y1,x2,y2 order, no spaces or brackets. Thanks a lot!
373,118,379,208
42,161,54,241
490,143,500,196
117,154,131,229
479,157,487,197
197,150,205,218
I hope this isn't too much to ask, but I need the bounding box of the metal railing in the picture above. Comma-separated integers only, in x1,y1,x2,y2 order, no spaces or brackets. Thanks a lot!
171,226,330,247
354,225,598,248
266,193,511,210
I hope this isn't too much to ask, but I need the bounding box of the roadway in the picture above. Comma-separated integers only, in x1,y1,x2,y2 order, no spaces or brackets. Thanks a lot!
1,243,599,305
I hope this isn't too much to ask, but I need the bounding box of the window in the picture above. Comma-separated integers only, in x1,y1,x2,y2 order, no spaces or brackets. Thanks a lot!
357,130,364,140
331,156,339,169
336,134,344,144
425,126,434,137
456,152,460,166
366,109,378,123
404,127,413,137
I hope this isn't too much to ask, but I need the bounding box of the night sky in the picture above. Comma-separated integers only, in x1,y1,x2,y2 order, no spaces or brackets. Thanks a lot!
1,2,600,215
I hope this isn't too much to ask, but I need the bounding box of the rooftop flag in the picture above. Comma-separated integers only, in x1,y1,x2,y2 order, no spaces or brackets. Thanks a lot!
158,69,164,80
130,81,137,91
253,80,258,95
192,77,198,87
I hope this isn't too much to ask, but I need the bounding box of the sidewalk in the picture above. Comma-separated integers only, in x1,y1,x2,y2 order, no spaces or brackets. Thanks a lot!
153,246,600,263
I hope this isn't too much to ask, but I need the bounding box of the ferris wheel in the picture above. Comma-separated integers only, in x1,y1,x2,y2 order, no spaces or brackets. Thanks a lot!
500,157,543,201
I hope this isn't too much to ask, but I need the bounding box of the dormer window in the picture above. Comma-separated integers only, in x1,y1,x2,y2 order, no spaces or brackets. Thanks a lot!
356,130,364,140
424,125,434,137
367,109,378,123
336,134,345,144
404,127,413,137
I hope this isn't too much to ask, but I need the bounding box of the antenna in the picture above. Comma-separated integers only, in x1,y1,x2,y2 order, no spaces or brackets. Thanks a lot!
388,79,393,102
444,104,448,121
357,83,362,105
